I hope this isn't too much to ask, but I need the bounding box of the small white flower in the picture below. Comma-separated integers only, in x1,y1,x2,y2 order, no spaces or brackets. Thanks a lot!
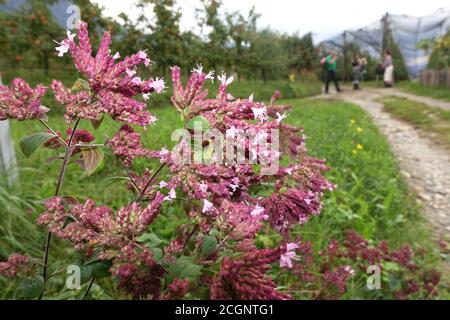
149,77,166,93
131,77,142,85
55,39,70,57
138,51,151,67
66,30,76,41
205,70,215,82
251,107,267,122
126,68,136,77
248,93,254,102
159,181,168,189
149,115,158,125
276,112,288,123
143,93,150,101
250,205,265,217
280,243,300,268
160,148,169,156
164,189,176,202
218,72,234,86
192,63,203,75
344,265,356,276
113,52,121,60
199,183,208,194
202,199,214,213
230,178,240,192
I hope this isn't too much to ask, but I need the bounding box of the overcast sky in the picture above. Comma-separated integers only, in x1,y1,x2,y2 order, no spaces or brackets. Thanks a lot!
93,0,450,42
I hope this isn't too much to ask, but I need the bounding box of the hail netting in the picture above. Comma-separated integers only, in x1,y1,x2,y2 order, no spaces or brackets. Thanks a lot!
321,8,450,78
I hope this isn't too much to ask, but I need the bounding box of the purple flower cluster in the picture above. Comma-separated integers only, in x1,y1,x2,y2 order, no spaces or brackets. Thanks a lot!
106,125,149,166
52,22,162,127
110,244,164,299
210,247,290,300
37,194,165,256
0,78,48,121
0,253,30,278
318,230,442,299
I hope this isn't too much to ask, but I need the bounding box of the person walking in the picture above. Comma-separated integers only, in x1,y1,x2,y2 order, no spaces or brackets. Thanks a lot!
352,54,362,90
323,51,341,94
383,49,394,87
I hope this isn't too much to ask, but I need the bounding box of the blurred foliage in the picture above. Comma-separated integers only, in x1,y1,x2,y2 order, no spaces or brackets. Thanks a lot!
0,0,318,81
427,31,450,69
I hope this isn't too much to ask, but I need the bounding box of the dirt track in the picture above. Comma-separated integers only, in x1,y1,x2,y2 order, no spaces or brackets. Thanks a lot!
321,87,450,244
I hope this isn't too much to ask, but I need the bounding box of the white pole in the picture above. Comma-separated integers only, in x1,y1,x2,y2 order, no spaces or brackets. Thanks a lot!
0,74,19,186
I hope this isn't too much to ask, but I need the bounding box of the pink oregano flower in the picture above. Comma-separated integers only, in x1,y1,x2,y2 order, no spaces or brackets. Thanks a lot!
51,22,162,127
0,78,48,121
280,243,300,268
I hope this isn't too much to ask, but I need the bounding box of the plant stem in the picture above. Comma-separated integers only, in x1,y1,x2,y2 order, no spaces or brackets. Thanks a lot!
38,119,67,146
124,165,140,193
135,163,166,202
183,224,199,251
39,118,80,299
82,278,95,300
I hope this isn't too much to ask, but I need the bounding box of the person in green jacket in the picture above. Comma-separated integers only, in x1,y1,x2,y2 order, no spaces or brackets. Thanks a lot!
324,51,341,94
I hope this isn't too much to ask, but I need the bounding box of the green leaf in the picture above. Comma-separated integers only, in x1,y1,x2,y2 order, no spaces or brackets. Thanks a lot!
87,260,111,279
81,147,104,176
138,233,163,248
14,276,44,300
382,261,400,272
201,235,217,258
72,78,90,92
209,228,219,237
74,261,93,284
150,247,164,264
20,132,57,158
186,115,210,131
180,264,202,281
90,116,104,130
98,176,130,191
167,257,202,283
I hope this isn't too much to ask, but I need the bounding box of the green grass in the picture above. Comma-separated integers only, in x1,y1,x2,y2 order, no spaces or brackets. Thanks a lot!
1,97,444,299
396,81,450,103
378,95,450,145
283,99,431,245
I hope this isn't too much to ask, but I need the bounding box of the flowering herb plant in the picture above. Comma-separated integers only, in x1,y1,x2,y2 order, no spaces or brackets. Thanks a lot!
0,22,441,300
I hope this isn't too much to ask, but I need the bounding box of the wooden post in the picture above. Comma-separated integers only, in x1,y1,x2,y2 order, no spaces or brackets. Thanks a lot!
0,74,19,187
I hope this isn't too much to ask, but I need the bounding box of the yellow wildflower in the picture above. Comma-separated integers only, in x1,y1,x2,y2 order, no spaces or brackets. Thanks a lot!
356,127,363,133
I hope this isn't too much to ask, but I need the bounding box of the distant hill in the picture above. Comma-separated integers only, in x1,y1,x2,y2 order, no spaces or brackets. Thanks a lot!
0,0,75,28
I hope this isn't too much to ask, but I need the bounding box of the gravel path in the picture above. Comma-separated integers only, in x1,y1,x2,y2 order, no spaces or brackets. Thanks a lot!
321,88,450,243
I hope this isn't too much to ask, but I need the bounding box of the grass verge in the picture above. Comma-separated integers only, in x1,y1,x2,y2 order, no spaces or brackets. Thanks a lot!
377,95,450,145
396,81,450,103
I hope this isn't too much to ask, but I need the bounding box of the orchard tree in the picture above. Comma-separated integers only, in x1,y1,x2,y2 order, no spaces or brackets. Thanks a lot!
138,0,184,77
198,0,230,70
226,7,260,79
249,28,288,82
0,0,62,73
